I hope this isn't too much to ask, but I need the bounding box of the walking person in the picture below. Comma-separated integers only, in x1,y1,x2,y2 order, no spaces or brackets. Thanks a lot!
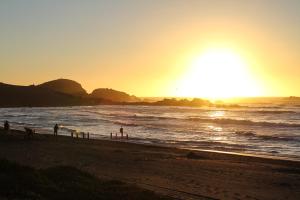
120,126,124,138
54,124,59,136
4,121,10,132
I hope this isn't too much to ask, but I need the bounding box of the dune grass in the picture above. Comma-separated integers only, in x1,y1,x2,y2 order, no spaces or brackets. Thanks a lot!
0,159,172,200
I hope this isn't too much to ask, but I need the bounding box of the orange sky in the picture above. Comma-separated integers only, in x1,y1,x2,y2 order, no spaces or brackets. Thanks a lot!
0,1,299,98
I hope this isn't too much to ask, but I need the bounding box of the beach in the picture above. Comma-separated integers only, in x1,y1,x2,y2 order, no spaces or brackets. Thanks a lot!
2,105,300,161
0,128,299,200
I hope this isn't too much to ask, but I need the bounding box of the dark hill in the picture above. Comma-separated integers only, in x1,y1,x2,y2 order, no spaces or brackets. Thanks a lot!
0,79,214,108
90,88,140,102
38,79,87,97
0,82,97,107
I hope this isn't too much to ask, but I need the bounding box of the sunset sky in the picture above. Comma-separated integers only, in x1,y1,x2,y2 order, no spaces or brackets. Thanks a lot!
0,0,299,98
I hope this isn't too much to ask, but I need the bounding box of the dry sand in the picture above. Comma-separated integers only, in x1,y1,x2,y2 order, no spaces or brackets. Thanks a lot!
0,129,299,200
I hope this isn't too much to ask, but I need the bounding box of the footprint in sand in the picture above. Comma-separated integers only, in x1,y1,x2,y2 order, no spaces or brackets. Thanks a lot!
206,186,222,195
205,186,214,194
244,195,258,200
234,192,241,197
188,179,196,184
233,193,242,200
221,190,231,199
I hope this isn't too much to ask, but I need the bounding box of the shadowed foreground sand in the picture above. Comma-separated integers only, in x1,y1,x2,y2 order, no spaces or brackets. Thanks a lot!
0,129,299,200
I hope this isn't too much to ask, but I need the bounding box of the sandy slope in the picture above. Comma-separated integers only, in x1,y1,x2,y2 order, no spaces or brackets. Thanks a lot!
0,129,299,200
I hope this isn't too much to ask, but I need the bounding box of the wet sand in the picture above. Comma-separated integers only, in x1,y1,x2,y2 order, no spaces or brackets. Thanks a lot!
0,128,299,200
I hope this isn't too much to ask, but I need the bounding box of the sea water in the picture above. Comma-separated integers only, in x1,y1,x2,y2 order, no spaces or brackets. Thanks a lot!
1,104,300,160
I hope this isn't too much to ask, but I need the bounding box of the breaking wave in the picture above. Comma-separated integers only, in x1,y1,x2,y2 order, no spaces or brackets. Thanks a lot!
113,120,139,127
233,131,299,142
248,110,297,114
188,117,300,128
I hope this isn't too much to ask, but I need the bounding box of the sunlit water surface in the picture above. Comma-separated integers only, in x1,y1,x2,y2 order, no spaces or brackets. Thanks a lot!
1,104,300,160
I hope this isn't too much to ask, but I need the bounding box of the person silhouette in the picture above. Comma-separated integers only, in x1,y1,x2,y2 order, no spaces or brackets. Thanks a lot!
54,124,59,136
4,121,10,131
120,126,124,138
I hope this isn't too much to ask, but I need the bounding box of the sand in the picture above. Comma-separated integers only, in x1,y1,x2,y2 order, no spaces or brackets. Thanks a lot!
0,128,299,200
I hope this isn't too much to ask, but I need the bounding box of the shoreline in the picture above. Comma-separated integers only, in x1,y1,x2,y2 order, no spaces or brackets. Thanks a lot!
183,148,300,163
1,128,300,199
4,126,300,162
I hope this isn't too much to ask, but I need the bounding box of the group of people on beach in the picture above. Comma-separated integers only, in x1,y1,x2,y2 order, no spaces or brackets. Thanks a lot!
2,120,60,135
3,120,126,140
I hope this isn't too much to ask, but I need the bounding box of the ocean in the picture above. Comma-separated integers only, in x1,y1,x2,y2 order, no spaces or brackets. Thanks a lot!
1,104,300,160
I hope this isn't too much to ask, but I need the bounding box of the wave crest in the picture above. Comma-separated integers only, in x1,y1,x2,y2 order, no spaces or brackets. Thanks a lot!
188,117,300,128
233,131,299,142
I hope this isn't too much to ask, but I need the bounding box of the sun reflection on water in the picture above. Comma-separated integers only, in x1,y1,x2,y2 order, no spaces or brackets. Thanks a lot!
207,125,223,132
209,110,225,118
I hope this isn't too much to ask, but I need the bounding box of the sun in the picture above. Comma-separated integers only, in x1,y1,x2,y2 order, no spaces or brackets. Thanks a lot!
176,48,262,99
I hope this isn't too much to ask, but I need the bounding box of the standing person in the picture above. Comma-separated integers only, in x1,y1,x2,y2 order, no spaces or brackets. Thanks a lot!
120,126,124,138
54,124,59,136
4,121,10,131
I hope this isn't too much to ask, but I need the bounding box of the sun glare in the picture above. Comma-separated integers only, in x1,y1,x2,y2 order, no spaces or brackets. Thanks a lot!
176,48,262,99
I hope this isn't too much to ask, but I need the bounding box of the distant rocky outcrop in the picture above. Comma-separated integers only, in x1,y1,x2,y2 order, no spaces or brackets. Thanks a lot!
0,82,97,107
0,79,140,107
153,98,212,107
90,88,140,102
0,78,218,108
38,79,88,97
